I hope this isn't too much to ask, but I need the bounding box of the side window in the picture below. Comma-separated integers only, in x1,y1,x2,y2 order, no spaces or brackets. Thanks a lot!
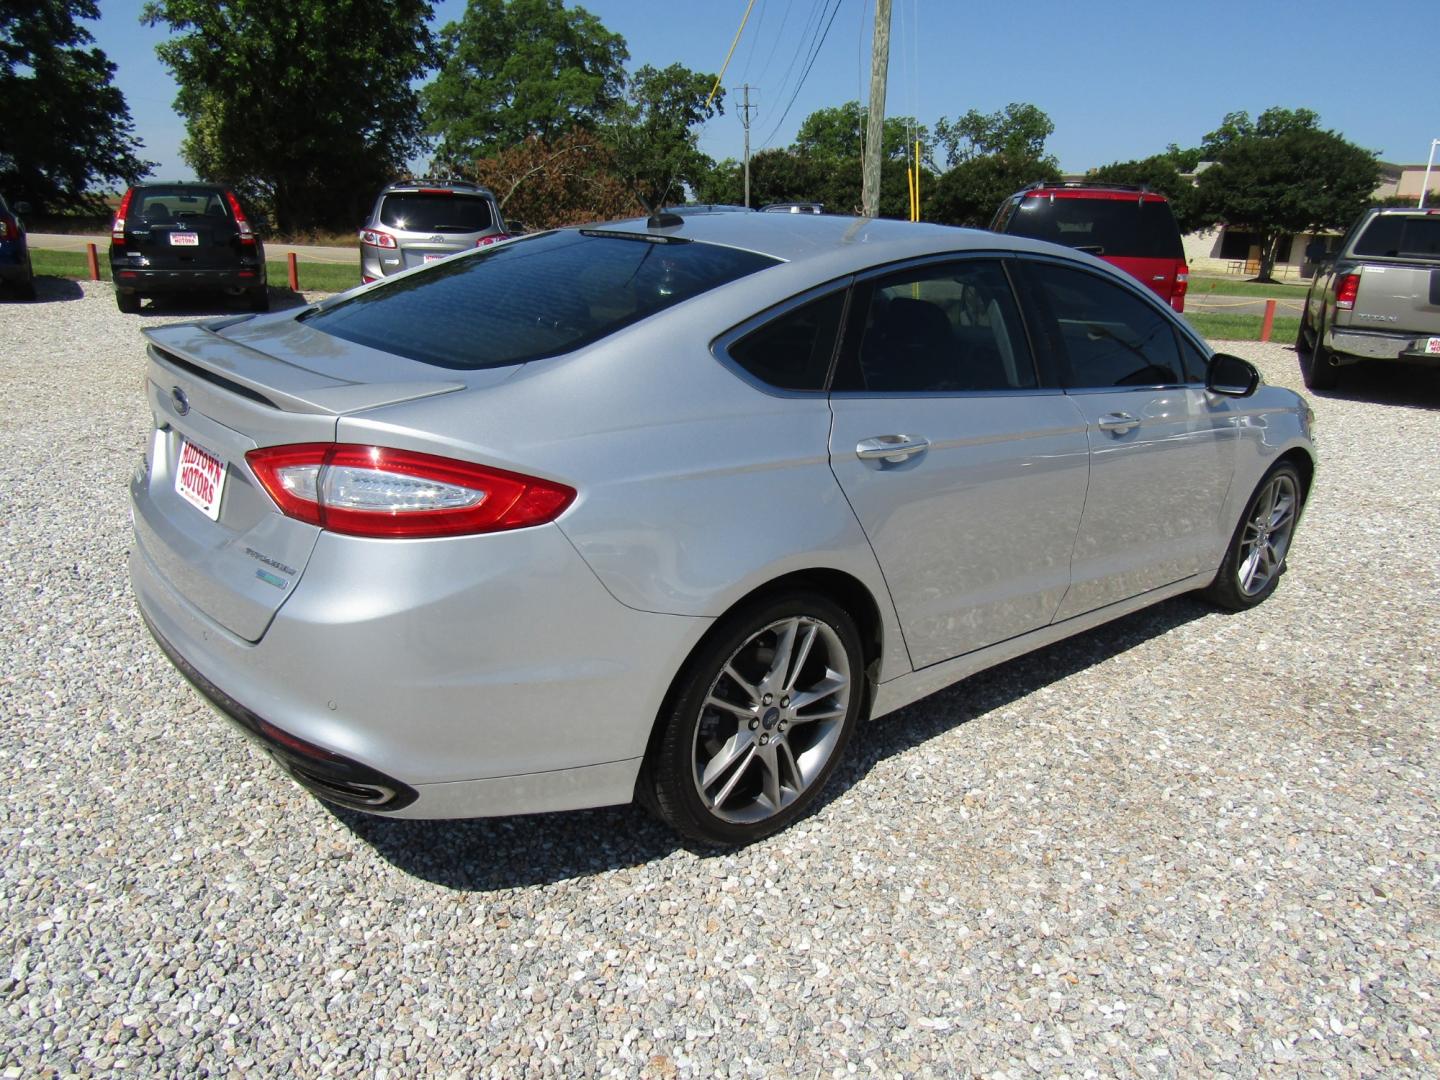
842,260,1037,393
727,289,845,392
1179,335,1208,384
1028,263,1185,388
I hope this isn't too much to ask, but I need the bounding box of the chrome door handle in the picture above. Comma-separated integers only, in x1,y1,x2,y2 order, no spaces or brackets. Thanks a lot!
855,435,930,463
1096,412,1140,434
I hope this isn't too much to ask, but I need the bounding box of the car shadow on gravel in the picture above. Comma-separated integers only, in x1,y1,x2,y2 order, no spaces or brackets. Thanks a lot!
1295,351,1440,411
132,287,310,316
332,595,1214,891
6,276,85,303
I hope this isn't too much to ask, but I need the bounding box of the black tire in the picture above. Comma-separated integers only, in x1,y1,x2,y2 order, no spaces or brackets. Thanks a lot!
1203,462,1304,611
643,591,866,846
116,289,140,314
248,285,270,313
15,275,36,301
1298,327,1340,391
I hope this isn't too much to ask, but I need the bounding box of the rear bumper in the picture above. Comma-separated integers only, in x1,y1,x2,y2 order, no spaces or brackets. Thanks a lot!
1328,327,1440,366
112,265,266,293
128,516,712,819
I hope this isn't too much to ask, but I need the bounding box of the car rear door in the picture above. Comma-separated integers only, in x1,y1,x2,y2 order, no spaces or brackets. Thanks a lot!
126,187,243,272
1017,259,1237,620
827,256,1091,669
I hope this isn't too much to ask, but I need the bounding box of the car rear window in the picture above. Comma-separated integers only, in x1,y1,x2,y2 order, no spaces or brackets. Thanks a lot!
1007,196,1184,260
379,193,495,234
302,230,780,370
1352,215,1440,259
132,187,229,222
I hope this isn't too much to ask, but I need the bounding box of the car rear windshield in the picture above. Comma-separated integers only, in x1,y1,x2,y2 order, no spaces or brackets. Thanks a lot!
132,187,230,222
301,229,780,370
1352,215,1440,259
379,192,495,234
1008,196,1184,259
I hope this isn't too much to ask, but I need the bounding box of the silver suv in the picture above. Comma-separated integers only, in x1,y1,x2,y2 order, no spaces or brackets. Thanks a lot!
358,180,509,282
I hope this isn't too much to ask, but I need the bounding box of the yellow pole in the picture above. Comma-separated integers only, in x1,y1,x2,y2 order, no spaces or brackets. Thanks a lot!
913,138,922,221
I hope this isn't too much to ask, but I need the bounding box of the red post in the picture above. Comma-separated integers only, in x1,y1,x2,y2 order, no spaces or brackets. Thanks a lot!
86,242,100,281
287,252,299,291
1260,298,1277,342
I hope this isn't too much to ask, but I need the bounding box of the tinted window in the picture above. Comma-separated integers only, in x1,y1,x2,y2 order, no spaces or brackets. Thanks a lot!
303,230,779,370
1028,263,1185,388
133,187,229,222
380,193,495,233
1006,196,1183,259
1353,215,1440,258
839,260,1036,393
727,291,845,391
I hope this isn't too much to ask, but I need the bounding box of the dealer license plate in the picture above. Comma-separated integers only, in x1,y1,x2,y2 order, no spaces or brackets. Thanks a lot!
423,253,445,263
1426,337,1440,355
175,437,226,520
169,232,199,246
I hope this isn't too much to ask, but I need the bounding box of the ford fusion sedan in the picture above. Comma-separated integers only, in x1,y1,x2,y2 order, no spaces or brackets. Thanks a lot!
129,213,1315,845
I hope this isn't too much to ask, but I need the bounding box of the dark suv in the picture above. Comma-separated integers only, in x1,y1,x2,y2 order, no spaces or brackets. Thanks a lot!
992,182,1190,311
0,193,35,300
109,183,268,314
359,181,509,282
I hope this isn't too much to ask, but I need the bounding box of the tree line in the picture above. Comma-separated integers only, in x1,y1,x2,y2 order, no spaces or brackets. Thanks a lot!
3,0,1383,276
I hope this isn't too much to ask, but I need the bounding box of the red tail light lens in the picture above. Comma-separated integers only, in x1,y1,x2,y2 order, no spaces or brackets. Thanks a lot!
359,228,397,249
1171,264,1189,312
224,190,256,245
245,444,575,538
1335,272,1360,309
112,187,135,245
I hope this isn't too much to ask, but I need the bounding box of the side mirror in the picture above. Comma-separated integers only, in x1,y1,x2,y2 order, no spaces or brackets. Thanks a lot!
13,201,31,215
1206,352,1260,397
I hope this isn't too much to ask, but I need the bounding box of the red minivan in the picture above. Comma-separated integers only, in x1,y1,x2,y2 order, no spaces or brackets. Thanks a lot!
991,183,1189,312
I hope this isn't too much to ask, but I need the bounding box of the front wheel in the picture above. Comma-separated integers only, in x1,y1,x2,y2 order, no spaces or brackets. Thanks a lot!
644,592,865,846
1203,463,1304,611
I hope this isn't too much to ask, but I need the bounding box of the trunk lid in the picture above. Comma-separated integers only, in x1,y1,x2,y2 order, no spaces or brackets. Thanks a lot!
131,317,477,641
1343,263,1440,337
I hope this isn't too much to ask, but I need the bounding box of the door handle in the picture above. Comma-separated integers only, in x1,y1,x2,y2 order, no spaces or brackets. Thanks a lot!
855,435,930,463
1096,412,1140,434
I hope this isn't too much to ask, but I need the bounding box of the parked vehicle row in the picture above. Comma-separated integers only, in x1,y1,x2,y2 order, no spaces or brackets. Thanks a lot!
128,211,1314,845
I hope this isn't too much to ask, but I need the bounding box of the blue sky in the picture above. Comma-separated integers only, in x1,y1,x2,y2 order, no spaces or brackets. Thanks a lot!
91,0,1439,183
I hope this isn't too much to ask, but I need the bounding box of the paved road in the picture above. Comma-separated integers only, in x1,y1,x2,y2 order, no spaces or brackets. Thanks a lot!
29,232,358,265
1186,291,1307,317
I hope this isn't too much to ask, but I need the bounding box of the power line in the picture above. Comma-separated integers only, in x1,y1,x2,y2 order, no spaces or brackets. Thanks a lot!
756,0,828,142
758,0,847,150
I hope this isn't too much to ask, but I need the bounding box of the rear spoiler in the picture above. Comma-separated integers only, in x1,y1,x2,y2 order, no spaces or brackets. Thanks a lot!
142,322,464,415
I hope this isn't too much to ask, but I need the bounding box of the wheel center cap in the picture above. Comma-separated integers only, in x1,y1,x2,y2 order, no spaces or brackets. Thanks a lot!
761,706,781,731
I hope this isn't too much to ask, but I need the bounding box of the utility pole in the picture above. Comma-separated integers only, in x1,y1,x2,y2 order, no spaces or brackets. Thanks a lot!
740,84,757,208
1420,138,1439,209
861,0,892,217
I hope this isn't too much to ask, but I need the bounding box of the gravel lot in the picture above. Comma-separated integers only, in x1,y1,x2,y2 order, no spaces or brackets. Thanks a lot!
2,279,1437,1078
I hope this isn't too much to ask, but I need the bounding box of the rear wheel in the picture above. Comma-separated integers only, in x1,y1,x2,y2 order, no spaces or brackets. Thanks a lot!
1203,463,1303,611
116,289,140,314
15,273,36,301
1298,322,1340,391
644,591,865,846
248,285,270,313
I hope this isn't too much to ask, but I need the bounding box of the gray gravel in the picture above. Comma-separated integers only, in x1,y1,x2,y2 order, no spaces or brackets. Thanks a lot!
2,279,1438,1078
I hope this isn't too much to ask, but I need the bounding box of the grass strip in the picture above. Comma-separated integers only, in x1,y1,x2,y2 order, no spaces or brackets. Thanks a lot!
1185,311,1300,343
1187,277,1309,299
29,247,358,294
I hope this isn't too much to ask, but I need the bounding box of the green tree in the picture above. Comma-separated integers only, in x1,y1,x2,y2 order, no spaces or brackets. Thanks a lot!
933,103,1055,169
1193,108,1379,281
792,101,926,163
928,153,1061,228
0,0,151,210
424,0,628,169
145,0,436,233
604,63,721,211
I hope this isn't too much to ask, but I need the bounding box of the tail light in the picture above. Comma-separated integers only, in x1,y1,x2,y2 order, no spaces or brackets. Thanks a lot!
359,228,397,249
1171,264,1189,312
224,190,257,246
476,234,510,247
245,444,575,539
1335,272,1360,309
112,187,135,246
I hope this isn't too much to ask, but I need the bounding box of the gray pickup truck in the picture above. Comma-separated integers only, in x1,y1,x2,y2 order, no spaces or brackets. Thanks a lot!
1298,206,1440,390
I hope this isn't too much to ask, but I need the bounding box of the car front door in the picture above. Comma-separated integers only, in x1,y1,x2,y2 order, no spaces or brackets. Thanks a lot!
827,257,1091,670
1017,259,1239,620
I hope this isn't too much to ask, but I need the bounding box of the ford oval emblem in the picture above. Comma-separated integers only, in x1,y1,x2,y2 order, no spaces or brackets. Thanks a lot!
171,386,190,416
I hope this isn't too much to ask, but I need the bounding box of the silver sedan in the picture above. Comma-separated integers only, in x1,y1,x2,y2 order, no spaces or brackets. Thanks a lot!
129,213,1315,845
